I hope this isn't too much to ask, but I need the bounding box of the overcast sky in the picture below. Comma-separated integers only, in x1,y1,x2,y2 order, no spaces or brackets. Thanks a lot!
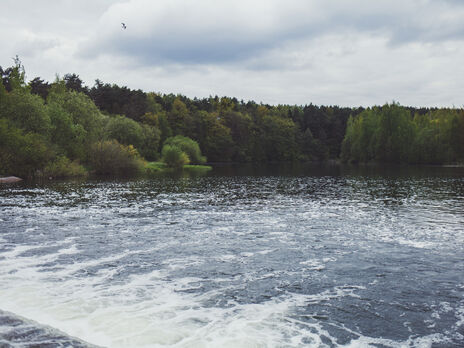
2,0,464,107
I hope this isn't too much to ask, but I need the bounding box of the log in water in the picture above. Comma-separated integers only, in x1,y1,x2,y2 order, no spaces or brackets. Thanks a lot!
0,177,22,184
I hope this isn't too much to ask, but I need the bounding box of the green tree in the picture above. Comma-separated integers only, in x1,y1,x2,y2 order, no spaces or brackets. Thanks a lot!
374,104,414,162
221,111,253,162
261,114,299,161
164,135,206,164
0,118,52,178
106,115,144,149
1,56,26,91
168,98,193,136
140,124,161,161
161,144,190,169
47,101,86,160
191,111,234,162
342,104,415,163
48,81,106,143
450,112,464,161
0,79,7,105
29,77,51,99
0,89,51,136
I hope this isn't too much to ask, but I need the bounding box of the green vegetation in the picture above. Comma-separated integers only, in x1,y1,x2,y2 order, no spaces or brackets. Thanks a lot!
44,155,87,178
164,135,206,164
158,135,208,173
144,161,212,177
145,161,166,174
183,164,212,176
341,103,464,164
161,144,190,169
89,140,145,176
1,60,463,179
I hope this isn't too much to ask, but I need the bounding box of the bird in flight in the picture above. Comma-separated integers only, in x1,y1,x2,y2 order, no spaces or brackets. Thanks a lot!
121,22,127,30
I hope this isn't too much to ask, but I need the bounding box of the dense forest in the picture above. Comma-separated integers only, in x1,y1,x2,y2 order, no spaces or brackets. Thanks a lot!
341,104,464,164
1,60,463,179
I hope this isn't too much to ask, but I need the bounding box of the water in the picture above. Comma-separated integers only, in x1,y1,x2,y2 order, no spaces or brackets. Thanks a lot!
1,164,464,347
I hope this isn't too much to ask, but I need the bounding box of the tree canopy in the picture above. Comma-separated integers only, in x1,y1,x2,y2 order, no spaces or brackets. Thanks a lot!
341,103,464,164
1,61,462,178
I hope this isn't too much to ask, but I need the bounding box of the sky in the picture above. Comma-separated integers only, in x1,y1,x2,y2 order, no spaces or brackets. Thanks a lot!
1,0,464,107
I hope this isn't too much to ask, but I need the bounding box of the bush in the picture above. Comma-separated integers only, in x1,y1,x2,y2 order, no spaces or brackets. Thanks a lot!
44,155,87,178
0,118,52,178
164,136,206,164
144,161,167,176
161,144,190,169
89,140,144,176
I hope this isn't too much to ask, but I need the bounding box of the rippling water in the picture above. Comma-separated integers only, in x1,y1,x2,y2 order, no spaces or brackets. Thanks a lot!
1,165,463,347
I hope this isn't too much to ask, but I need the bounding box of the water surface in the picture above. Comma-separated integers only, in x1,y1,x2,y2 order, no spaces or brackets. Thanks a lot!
1,164,463,347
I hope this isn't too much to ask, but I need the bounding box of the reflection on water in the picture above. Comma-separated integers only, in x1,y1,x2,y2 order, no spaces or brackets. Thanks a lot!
0,164,463,347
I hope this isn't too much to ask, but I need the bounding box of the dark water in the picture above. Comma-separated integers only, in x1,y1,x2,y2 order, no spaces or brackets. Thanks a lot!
1,164,463,347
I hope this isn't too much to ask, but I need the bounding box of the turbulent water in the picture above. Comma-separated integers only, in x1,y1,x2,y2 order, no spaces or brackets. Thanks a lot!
1,164,464,347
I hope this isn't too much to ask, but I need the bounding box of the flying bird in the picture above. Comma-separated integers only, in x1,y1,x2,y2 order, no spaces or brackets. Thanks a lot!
121,22,127,30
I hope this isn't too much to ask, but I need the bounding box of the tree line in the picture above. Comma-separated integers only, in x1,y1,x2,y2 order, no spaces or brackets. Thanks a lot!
1,60,463,178
25,72,357,163
341,103,464,164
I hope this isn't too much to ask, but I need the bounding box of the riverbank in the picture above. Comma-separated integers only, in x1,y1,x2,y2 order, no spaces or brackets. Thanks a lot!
145,161,212,176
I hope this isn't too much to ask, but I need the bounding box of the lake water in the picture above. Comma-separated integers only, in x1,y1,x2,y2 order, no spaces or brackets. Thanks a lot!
1,164,463,347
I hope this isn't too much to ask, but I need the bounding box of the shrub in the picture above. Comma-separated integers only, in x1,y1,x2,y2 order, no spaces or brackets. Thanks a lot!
144,161,167,176
161,144,190,169
89,140,144,176
44,155,87,178
164,136,206,164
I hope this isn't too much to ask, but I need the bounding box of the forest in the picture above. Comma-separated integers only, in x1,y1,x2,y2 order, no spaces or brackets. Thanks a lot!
1,60,463,179
341,104,464,164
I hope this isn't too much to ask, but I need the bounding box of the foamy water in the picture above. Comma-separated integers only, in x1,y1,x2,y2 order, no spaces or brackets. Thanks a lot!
1,167,464,347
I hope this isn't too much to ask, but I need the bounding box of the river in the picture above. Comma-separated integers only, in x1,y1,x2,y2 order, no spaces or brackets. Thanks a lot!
1,164,463,347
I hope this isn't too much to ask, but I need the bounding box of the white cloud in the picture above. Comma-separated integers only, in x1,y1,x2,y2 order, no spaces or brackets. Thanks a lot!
80,0,464,65
1,0,464,106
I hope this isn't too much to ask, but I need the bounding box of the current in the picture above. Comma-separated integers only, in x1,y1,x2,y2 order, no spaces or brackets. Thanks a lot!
0,164,463,347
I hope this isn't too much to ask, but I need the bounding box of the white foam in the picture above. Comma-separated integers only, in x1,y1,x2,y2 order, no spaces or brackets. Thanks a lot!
1,279,314,347
0,260,455,348
1,178,463,347
456,303,464,327
218,254,237,261
0,242,378,348
396,239,435,249
256,249,275,255
340,333,447,348
300,259,325,271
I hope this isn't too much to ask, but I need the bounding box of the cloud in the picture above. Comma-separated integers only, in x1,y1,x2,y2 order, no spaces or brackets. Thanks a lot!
2,0,464,107
79,0,464,66
81,0,312,64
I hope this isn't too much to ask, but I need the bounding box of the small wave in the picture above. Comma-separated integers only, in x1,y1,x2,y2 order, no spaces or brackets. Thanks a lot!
396,239,436,249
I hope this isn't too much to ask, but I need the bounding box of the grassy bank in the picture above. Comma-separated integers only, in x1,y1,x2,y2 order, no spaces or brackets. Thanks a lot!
145,161,212,177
